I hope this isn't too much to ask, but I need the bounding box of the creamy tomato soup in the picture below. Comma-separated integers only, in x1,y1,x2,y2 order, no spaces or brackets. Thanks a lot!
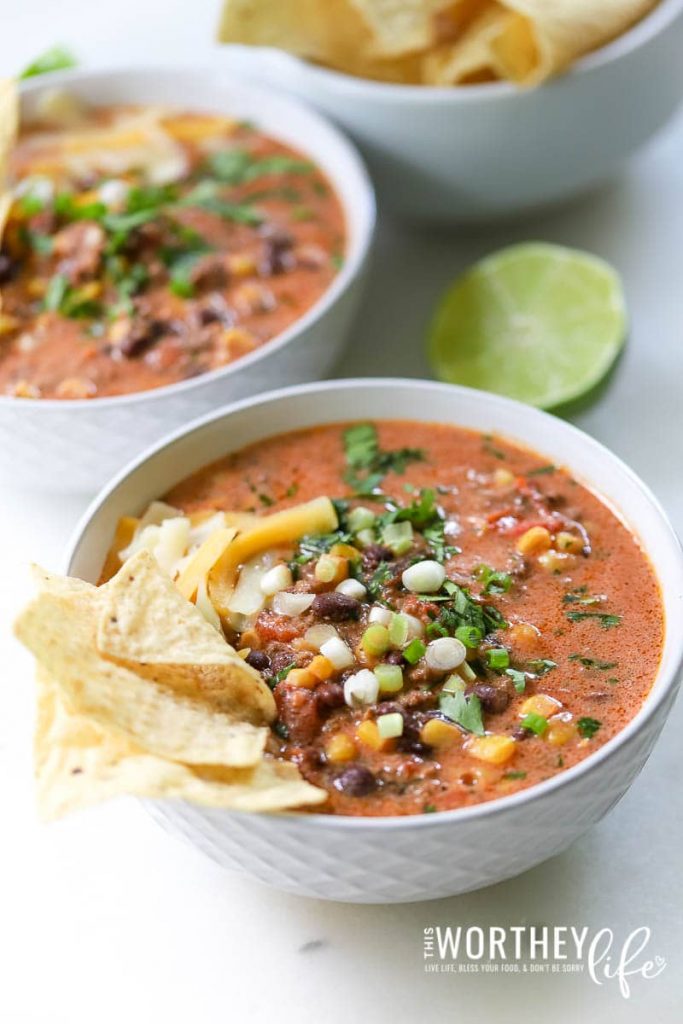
0,103,344,399
142,420,663,817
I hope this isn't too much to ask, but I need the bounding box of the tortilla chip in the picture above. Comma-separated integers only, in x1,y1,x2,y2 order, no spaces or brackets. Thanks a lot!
217,0,424,82
218,0,659,86
16,585,268,767
423,3,512,84
35,670,325,820
349,0,462,56
97,550,275,723
493,0,660,84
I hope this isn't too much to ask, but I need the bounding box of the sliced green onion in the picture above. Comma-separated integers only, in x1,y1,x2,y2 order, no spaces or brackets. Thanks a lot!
389,613,409,648
381,521,413,556
442,673,466,695
520,712,548,735
348,506,376,533
486,648,510,671
455,625,483,649
506,668,527,693
374,663,404,694
458,661,477,684
355,528,375,548
361,624,390,657
376,712,404,740
403,637,426,664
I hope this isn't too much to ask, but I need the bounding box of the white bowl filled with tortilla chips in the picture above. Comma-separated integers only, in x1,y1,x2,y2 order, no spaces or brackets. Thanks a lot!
15,379,683,902
218,0,683,221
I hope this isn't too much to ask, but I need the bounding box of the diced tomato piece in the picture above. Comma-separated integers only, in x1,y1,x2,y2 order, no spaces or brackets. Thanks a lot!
256,610,304,643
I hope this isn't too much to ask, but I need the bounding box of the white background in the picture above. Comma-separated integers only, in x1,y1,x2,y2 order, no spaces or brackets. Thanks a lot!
1,2,682,1021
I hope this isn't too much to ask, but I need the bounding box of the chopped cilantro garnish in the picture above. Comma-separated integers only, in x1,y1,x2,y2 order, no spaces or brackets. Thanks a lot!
566,611,621,629
528,464,556,476
577,716,602,738
439,692,485,736
503,770,527,780
293,530,352,564
475,564,512,595
482,434,506,460
505,668,527,693
563,588,606,606
268,663,296,690
342,423,424,495
568,654,617,671
285,483,299,498
422,803,437,814
20,46,77,79
527,658,557,676
208,149,313,184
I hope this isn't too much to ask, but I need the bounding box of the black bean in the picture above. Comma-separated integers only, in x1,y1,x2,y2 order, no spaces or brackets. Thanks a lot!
245,649,270,672
311,592,360,621
472,682,510,715
512,726,532,741
332,764,376,796
361,544,393,572
385,650,406,666
315,682,345,712
259,229,294,276
0,251,15,285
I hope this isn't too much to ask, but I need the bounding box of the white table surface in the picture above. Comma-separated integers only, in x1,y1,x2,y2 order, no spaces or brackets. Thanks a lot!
1,4,682,1022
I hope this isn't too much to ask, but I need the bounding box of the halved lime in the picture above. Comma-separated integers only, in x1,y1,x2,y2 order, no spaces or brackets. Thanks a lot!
428,242,627,408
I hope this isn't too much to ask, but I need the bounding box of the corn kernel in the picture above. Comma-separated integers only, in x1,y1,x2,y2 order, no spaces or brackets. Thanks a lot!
27,278,47,299
11,380,41,398
356,719,395,752
0,314,19,336
227,252,257,277
308,654,334,681
508,621,541,651
325,733,357,763
520,693,562,718
555,531,584,554
546,721,577,746
287,668,316,689
237,648,250,660
420,718,461,749
516,526,551,556
493,468,514,488
330,542,361,562
465,734,516,765
538,550,574,573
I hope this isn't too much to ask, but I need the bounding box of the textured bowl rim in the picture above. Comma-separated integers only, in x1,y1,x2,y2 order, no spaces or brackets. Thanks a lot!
231,0,683,103
0,66,376,412
64,377,683,831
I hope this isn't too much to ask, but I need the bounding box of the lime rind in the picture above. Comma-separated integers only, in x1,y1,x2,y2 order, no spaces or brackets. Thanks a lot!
428,242,627,409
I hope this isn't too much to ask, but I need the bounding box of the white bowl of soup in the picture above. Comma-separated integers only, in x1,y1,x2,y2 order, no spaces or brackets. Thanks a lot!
0,68,375,492
61,379,683,902
221,0,683,221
